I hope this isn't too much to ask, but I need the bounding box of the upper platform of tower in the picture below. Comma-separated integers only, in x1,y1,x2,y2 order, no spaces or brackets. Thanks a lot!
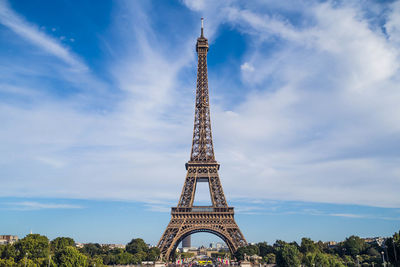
196,18,209,53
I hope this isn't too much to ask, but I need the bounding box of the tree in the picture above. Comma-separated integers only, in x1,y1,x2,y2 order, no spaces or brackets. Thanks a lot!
274,240,288,249
314,251,330,266
135,251,148,262
276,243,301,267
126,238,149,255
342,236,365,256
81,243,102,257
234,245,259,261
385,235,400,264
258,242,274,257
366,247,380,257
54,246,87,267
147,247,161,261
51,237,75,252
263,253,276,264
326,253,346,267
300,238,318,254
0,257,17,267
17,258,38,267
115,251,135,265
303,252,316,267
1,244,17,259
88,255,104,267
343,255,355,266
14,234,50,261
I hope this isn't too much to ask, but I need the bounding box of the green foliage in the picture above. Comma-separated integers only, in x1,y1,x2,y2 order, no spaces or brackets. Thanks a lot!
342,235,366,256
234,244,259,260
146,247,161,261
274,240,288,249
126,238,149,254
258,242,274,257
366,247,380,257
263,253,276,264
88,255,105,267
303,251,346,267
135,250,148,262
81,243,103,257
300,238,319,254
315,251,330,266
1,244,17,259
1,231,398,267
116,251,135,265
385,232,400,265
14,234,50,261
0,257,17,267
55,246,87,267
51,237,75,252
210,251,228,259
15,258,39,267
276,243,301,267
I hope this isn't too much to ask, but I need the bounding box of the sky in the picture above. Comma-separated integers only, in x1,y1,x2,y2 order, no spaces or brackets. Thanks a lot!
0,0,399,247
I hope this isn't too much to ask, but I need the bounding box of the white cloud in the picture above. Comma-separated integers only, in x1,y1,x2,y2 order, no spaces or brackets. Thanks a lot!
0,1,194,203
0,0,399,210
185,1,400,208
5,201,83,210
329,213,366,219
0,1,87,71
240,62,254,72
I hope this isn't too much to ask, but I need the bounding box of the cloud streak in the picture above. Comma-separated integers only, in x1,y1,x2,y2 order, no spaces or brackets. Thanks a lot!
0,0,399,211
0,1,87,71
4,201,83,211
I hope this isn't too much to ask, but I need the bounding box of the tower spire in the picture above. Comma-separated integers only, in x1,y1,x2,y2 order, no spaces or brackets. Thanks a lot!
201,17,204,37
191,17,214,162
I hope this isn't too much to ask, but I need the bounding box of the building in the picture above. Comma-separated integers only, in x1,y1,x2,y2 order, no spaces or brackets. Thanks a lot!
101,243,126,249
362,237,386,246
0,235,18,244
324,241,337,247
182,236,191,249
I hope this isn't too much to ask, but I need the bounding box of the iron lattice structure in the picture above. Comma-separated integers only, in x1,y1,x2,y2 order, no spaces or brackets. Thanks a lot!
157,19,247,261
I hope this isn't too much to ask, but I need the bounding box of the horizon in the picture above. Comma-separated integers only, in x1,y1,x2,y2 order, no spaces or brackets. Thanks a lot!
0,0,399,248
3,224,396,248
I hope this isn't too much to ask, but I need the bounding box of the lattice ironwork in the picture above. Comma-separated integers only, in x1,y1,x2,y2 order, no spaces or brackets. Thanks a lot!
190,24,215,163
157,19,247,261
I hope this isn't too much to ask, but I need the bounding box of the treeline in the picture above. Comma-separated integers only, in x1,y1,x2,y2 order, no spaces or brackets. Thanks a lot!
0,234,160,267
235,230,400,267
1,231,399,266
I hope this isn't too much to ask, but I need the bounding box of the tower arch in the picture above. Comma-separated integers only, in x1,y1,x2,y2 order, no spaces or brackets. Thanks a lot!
170,227,236,258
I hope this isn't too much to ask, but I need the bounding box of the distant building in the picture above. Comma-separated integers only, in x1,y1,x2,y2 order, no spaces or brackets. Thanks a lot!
182,236,191,248
324,241,337,247
216,242,226,249
0,235,18,244
101,243,126,249
362,237,386,247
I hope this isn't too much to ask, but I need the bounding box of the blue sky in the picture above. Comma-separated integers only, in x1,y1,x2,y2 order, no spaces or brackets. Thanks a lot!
0,0,399,246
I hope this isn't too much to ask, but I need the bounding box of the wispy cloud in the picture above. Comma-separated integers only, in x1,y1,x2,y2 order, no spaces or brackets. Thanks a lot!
184,0,400,208
329,213,366,219
5,201,83,211
0,0,399,212
0,1,87,71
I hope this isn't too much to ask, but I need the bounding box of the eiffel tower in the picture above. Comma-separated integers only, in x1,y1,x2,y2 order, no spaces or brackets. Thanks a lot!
157,19,247,260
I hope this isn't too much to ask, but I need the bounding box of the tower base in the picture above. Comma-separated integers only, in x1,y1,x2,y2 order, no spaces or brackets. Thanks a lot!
158,207,246,260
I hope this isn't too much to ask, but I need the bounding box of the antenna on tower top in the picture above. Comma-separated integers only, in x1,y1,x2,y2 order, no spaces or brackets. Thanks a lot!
201,18,204,37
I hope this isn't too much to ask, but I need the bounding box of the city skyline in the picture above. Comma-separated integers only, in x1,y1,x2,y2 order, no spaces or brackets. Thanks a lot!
0,0,400,247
